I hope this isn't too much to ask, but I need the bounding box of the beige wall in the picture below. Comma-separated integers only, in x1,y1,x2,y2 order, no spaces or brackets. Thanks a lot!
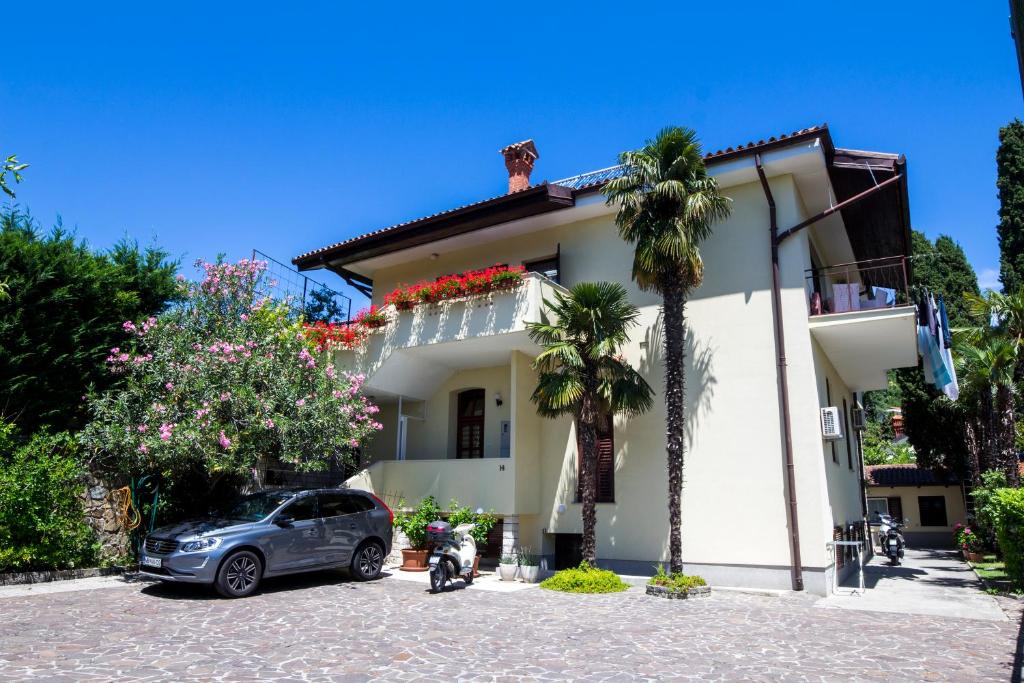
866,485,967,535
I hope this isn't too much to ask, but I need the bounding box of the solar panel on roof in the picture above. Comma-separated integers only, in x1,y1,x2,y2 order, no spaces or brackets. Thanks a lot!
552,165,627,190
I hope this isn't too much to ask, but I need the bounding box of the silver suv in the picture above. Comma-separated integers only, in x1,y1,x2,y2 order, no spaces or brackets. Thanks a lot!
139,488,393,597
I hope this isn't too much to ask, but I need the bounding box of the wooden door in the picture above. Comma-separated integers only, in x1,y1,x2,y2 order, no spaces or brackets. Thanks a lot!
456,389,485,459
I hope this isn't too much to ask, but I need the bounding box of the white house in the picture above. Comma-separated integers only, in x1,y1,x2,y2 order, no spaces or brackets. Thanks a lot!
293,124,919,594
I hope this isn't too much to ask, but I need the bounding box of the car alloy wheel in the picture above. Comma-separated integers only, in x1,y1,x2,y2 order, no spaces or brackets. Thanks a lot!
227,555,258,592
216,550,262,598
357,544,383,579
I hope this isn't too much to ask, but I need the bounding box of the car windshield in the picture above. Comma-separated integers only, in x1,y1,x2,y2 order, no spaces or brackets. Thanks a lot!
225,491,297,522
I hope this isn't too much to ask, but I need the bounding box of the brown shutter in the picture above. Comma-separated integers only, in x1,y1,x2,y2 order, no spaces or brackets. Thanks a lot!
576,414,615,504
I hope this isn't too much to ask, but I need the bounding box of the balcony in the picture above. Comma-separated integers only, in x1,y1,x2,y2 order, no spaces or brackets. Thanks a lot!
805,256,918,391
337,272,563,399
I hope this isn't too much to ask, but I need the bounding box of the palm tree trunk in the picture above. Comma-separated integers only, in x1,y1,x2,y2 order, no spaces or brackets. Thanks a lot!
662,279,687,574
981,390,996,476
996,384,1020,487
963,419,981,483
578,380,599,566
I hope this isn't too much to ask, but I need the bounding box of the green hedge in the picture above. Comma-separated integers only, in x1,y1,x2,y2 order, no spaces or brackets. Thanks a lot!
0,429,99,572
540,562,629,594
994,487,1024,586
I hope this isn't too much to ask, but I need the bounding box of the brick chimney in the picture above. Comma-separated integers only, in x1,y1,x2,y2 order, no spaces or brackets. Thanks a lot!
500,140,539,193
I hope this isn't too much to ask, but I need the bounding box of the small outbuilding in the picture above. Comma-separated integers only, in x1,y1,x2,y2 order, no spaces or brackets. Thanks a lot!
864,464,967,547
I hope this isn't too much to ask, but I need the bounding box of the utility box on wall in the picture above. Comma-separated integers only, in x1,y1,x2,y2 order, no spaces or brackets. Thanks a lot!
500,420,510,458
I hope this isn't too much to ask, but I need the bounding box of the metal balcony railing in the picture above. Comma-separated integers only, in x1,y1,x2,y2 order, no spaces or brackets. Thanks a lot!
805,256,911,316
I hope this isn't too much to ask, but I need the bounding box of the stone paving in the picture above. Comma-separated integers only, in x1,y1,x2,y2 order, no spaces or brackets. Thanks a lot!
0,569,1020,682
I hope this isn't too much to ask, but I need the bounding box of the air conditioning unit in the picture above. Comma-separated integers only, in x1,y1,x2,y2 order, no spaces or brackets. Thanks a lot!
820,407,843,440
850,407,866,431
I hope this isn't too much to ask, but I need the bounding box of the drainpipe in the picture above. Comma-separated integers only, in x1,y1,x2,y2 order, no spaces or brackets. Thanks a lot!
755,153,805,592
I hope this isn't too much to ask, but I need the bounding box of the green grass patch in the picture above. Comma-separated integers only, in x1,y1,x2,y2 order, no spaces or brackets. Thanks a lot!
539,562,629,594
972,556,1009,582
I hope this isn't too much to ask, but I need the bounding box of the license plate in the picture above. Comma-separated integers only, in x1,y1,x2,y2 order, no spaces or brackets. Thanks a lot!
428,556,439,566
141,556,162,568
888,540,898,547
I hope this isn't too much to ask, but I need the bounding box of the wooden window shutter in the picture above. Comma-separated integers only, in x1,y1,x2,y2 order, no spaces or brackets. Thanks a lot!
577,414,615,503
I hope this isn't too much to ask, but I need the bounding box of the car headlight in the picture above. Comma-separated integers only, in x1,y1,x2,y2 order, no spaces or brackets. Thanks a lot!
180,538,223,553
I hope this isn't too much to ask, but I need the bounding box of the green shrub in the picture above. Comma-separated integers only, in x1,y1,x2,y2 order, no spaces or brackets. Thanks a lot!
994,487,1024,586
972,470,1008,548
445,498,497,546
540,562,629,593
393,495,441,550
648,564,707,591
0,429,99,572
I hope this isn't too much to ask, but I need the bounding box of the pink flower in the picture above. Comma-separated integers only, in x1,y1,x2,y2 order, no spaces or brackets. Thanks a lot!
332,390,343,399
264,418,275,429
139,444,149,454
137,424,148,433
295,398,305,407
240,313,248,321
218,431,231,449
158,423,175,441
165,382,174,391
220,392,231,402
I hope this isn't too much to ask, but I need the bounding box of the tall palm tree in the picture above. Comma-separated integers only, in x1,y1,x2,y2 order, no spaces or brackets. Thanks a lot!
527,282,654,565
602,127,731,572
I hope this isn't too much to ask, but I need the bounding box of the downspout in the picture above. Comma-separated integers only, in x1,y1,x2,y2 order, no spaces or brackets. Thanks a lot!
755,153,805,592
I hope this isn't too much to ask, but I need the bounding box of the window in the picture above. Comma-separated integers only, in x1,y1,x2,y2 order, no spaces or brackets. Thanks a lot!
867,497,889,522
524,254,560,284
576,413,615,503
456,389,485,459
918,496,948,527
887,496,903,522
281,495,318,522
318,492,372,518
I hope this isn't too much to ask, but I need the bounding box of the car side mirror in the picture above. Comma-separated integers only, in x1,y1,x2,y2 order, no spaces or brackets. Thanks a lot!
274,514,294,527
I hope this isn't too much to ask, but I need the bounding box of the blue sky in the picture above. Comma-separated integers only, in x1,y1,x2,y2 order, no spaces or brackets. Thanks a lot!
3,2,1020,301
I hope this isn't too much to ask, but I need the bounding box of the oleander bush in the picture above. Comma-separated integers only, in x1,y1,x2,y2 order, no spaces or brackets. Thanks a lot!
0,426,99,572
540,562,629,594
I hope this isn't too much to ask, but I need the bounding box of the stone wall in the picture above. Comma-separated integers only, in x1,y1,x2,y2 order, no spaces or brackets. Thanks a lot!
79,474,131,563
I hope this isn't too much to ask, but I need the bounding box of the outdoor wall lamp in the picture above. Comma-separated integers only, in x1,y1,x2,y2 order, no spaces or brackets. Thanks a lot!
494,391,503,407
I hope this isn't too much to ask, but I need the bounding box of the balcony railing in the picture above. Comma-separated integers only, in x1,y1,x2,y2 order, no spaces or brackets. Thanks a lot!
805,256,910,317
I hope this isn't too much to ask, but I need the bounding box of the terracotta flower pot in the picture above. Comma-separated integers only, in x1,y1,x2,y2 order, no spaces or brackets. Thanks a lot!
400,549,429,572
967,551,985,564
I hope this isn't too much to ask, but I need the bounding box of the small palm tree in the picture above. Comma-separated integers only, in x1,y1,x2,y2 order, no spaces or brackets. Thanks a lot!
527,282,653,565
955,334,1018,485
602,127,731,572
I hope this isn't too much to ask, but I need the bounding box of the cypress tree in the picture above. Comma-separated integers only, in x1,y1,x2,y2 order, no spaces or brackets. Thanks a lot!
998,120,1024,293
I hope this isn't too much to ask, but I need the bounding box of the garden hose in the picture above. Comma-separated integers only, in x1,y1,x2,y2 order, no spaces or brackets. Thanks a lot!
112,486,141,531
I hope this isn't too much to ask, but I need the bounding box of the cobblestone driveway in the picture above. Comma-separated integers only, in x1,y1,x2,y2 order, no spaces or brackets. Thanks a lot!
0,571,1020,682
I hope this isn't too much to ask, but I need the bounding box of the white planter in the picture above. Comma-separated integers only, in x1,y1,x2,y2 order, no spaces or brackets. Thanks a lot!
498,563,518,581
519,565,540,583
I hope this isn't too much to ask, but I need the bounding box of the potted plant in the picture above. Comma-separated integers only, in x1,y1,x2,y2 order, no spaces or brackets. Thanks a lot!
518,547,540,583
646,565,710,599
393,496,441,571
960,526,986,563
498,552,518,581
446,499,496,577
384,285,419,311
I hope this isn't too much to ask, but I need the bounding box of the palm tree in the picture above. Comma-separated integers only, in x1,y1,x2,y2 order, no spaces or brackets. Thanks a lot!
961,290,1024,486
955,334,1018,485
602,127,731,572
527,282,654,565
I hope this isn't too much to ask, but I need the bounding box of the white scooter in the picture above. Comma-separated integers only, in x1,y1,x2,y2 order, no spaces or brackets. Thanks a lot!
426,520,477,593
